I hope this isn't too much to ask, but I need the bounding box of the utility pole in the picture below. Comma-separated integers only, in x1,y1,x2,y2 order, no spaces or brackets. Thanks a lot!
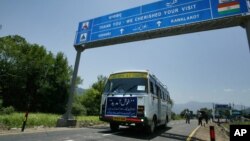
57,45,85,127
245,19,250,52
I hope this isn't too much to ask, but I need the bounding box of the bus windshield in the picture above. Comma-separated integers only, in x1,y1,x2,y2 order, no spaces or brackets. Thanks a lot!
104,78,148,94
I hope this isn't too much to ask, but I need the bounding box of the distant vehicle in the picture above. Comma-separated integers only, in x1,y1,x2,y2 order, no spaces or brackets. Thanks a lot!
99,70,172,133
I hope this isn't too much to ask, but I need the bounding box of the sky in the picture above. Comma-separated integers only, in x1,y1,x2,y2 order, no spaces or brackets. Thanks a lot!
1,0,250,106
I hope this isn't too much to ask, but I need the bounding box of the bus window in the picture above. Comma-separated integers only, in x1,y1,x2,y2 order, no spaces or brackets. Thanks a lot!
150,81,155,94
156,85,161,98
162,92,165,100
104,78,148,94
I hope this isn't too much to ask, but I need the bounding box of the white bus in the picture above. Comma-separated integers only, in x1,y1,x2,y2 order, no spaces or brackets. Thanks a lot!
99,70,172,133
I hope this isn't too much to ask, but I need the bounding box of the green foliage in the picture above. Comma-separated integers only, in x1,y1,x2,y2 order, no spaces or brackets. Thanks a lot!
72,102,87,116
231,121,250,125
169,98,174,107
0,113,60,128
0,35,72,113
0,99,2,109
180,109,190,118
171,112,183,120
91,75,107,94
73,75,107,116
1,106,15,114
72,96,87,116
81,88,100,115
199,107,213,117
0,113,24,128
27,113,60,127
76,116,104,127
0,112,102,129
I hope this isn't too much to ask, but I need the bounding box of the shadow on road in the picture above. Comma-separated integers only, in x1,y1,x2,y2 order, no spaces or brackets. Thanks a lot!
118,126,172,140
99,126,172,140
98,126,205,141
160,132,205,141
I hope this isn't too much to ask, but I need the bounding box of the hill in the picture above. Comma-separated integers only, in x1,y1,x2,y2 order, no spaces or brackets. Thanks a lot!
75,87,85,95
172,101,213,114
172,101,249,114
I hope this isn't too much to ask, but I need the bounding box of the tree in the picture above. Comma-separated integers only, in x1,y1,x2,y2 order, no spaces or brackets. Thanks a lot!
92,75,107,94
81,88,100,115
171,112,176,120
0,35,37,111
0,35,73,113
180,109,190,118
72,95,87,116
199,107,212,117
79,75,107,115
169,98,174,108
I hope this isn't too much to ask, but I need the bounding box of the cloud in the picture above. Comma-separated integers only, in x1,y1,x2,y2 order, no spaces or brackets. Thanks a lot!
224,88,234,92
242,89,250,93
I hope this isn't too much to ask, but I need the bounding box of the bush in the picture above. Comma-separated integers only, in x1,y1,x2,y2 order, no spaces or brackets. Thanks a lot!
0,99,3,109
1,106,15,114
76,116,104,127
0,113,102,129
0,113,23,128
72,102,87,116
0,113,60,128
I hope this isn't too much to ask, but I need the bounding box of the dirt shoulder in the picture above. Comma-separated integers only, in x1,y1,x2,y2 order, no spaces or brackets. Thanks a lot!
193,121,229,141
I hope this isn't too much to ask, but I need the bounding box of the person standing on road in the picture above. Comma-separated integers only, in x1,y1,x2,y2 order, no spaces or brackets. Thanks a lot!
204,112,209,124
197,111,203,126
185,110,191,124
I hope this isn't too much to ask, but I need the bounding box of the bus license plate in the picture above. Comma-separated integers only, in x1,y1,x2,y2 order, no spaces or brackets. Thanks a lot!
113,117,126,122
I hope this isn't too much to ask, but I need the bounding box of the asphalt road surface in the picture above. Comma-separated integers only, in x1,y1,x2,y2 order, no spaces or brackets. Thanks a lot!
0,120,201,141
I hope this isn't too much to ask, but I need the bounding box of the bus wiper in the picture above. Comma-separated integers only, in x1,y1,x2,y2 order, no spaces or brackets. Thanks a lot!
107,92,114,96
123,85,137,96
112,84,123,93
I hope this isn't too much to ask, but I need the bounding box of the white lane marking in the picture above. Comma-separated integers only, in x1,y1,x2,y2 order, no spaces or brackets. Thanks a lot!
103,134,112,136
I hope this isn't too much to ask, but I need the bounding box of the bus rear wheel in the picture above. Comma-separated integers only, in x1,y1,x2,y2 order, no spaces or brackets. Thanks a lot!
110,123,119,132
163,116,169,128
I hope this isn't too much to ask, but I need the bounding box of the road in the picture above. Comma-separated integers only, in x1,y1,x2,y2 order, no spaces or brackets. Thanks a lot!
0,120,201,141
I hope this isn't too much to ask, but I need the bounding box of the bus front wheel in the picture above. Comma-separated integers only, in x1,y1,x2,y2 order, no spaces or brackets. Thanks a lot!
147,117,156,134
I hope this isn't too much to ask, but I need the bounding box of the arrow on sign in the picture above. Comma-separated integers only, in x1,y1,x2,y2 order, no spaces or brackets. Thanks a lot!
120,28,124,34
157,21,162,27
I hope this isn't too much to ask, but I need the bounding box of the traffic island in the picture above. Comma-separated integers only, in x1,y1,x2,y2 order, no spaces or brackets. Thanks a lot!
194,122,229,141
56,118,77,127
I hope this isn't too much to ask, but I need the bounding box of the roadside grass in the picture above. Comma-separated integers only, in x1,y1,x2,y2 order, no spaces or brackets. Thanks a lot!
231,121,250,125
76,116,105,127
0,113,103,129
172,116,184,120
222,121,250,130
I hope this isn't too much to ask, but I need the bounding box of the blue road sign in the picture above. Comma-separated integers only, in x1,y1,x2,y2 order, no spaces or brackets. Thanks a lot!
74,0,249,46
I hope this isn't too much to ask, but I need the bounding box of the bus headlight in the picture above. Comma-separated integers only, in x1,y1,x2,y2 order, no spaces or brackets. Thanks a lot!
137,106,145,117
